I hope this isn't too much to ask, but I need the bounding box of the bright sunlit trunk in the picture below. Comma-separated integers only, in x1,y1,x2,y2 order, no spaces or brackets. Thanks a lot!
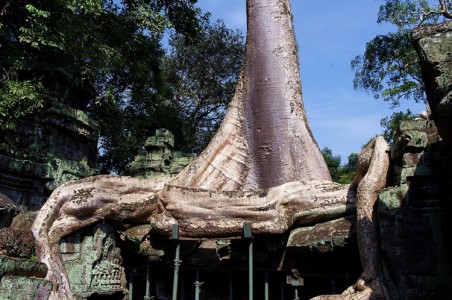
171,0,330,190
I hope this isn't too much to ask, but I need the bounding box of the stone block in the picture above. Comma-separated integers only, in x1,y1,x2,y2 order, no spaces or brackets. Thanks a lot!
0,255,47,278
402,152,422,168
287,217,355,253
403,130,429,149
0,275,52,300
399,119,430,132
61,224,127,298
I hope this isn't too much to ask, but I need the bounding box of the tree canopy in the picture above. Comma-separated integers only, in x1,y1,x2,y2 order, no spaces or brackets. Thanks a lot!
96,17,245,174
0,0,204,125
1,0,240,175
352,0,451,107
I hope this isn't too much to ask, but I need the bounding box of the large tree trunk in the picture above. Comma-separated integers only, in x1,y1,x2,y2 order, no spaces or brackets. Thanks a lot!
32,1,391,299
170,0,330,190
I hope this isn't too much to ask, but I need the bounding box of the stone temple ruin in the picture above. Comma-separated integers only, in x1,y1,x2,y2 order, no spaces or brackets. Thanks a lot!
0,1,451,300
130,129,196,179
0,69,98,209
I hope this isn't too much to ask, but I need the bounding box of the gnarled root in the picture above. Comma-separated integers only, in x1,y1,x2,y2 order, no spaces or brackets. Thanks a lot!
312,136,390,300
32,137,390,300
150,180,354,237
31,175,167,300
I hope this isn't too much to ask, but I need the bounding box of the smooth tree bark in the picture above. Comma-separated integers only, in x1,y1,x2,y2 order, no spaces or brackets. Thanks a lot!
169,0,330,190
32,1,391,299
312,136,390,300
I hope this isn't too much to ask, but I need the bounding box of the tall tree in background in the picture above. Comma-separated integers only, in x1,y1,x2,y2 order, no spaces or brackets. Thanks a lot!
321,147,358,184
97,17,244,173
0,0,204,174
352,0,451,108
163,20,245,154
33,2,393,299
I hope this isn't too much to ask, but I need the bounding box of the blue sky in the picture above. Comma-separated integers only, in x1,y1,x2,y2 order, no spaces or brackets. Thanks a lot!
194,0,426,161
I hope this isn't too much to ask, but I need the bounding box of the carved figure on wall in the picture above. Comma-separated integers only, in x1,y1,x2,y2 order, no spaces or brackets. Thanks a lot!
61,224,127,298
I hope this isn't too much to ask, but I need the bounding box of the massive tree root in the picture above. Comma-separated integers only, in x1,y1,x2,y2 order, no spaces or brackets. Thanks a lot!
31,1,392,299
31,137,389,300
32,176,348,300
312,136,390,300
31,176,168,300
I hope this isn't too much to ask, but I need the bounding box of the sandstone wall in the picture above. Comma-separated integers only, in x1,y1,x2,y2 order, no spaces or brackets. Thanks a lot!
0,71,98,209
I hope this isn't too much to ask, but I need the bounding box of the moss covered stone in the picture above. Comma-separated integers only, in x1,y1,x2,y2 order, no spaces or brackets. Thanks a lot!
130,129,196,178
0,71,98,209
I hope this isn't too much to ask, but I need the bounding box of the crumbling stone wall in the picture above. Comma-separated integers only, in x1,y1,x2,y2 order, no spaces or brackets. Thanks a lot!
0,255,52,299
378,119,452,299
0,70,98,209
130,128,196,178
374,21,452,299
412,21,452,144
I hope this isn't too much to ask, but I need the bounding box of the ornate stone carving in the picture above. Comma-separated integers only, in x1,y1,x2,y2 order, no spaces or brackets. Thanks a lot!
60,223,127,299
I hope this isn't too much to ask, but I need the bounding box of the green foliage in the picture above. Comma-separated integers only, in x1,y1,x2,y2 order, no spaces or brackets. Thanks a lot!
351,30,424,107
352,0,450,107
163,19,245,153
339,153,358,184
0,0,205,174
322,147,341,181
95,17,244,174
321,148,358,184
378,0,442,28
380,109,413,142
0,79,45,127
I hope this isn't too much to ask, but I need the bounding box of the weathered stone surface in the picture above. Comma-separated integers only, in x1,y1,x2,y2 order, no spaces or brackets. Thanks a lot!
378,119,452,300
0,275,52,300
118,224,167,261
123,224,153,241
412,22,452,145
391,120,442,185
9,211,39,229
61,223,127,299
287,217,356,253
0,255,47,278
0,70,98,209
0,255,50,299
0,228,35,258
130,128,196,178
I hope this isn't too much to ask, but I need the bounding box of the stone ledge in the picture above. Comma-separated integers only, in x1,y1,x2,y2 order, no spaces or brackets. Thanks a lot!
0,256,47,278
287,216,356,253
